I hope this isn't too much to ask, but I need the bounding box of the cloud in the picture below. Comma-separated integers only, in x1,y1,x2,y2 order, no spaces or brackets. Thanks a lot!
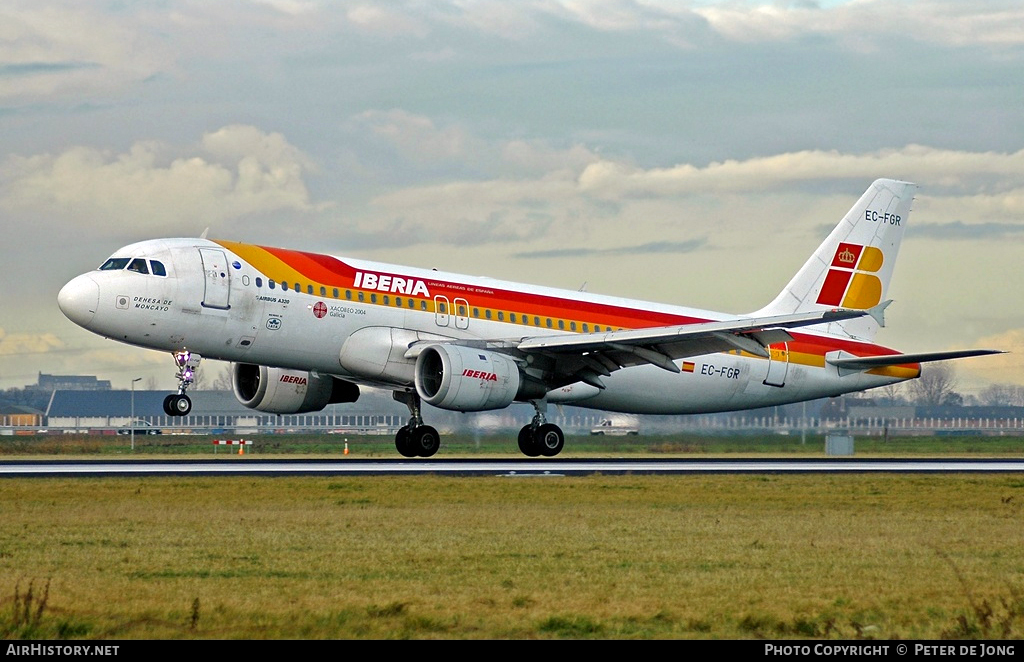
577,145,1024,197
515,238,707,259
0,125,323,232
909,221,1024,241
694,0,1024,47
0,329,65,357
958,329,1024,387
338,141,1024,258
0,2,172,103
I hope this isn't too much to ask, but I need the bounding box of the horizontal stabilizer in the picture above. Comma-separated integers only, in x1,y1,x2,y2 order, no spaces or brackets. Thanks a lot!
827,349,1005,371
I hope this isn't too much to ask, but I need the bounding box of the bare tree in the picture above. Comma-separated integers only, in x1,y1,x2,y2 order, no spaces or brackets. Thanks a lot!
907,362,960,407
211,363,233,391
877,382,906,406
979,383,1024,407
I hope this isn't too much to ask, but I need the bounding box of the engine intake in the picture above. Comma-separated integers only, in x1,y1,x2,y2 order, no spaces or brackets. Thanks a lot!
414,345,521,412
232,364,359,414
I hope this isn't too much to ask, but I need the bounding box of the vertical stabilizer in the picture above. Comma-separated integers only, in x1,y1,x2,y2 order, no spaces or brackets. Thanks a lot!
751,178,916,341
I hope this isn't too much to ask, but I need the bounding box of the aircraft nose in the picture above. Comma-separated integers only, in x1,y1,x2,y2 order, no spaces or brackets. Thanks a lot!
57,274,100,328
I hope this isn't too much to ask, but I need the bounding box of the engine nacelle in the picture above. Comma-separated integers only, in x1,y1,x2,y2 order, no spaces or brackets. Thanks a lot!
232,363,359,414
414,345,521,412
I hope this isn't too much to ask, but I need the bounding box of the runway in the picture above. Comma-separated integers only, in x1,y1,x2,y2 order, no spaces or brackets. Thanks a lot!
2,457,1024,478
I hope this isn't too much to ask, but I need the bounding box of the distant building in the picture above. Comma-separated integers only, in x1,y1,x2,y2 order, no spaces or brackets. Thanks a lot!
44,388,409,432
28,373,112,392
0,404,44,428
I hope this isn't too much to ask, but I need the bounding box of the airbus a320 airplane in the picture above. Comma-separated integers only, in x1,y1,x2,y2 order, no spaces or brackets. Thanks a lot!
58,179,999,457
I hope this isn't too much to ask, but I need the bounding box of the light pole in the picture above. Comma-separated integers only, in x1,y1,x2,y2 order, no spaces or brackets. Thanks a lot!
131,377,142,451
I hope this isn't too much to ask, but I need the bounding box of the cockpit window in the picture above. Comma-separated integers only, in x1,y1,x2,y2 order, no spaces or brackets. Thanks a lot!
150,260,167,277
127,258,149,274
99,258,130,271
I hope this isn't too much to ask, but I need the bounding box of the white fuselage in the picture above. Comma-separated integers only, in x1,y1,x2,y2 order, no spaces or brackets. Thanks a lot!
58,237,911,416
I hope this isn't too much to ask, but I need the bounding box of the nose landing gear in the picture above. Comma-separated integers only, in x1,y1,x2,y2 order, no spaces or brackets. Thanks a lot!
163,351,200,417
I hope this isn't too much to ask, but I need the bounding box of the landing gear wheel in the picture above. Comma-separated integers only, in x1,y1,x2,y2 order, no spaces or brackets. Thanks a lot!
164,394,192,417
518,425,541,457
410,425,440,458
536,423,564,457
395,426,416,458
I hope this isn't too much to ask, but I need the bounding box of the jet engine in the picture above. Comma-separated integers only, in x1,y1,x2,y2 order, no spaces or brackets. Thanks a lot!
414,344,521,412
232,363,359,414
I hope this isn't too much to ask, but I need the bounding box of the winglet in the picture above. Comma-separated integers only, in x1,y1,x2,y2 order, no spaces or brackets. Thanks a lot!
200,227,210,240
868,300,892,328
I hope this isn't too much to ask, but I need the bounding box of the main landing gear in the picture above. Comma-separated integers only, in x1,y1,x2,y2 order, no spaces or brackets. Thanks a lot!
517,400,564,457
393,391,440,458
163,351,200,417
390,393,565,458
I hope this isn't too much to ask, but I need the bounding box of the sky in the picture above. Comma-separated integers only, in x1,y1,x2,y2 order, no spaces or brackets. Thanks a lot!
1,0,1023,395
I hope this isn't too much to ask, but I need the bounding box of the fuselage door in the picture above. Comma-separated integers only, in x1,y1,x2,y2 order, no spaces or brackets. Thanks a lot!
434,295,450,327
454,297,469,330
198,247,231,310
763,342,789,387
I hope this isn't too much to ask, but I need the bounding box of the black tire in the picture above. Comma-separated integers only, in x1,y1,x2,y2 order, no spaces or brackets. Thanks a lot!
170,394,192,417
162,395,175,417
410,425,440,458
536,423,564,457
395,426,416,458
517,425,541,457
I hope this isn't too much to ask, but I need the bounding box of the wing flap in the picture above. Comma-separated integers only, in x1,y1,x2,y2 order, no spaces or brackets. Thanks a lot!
516,308,866,356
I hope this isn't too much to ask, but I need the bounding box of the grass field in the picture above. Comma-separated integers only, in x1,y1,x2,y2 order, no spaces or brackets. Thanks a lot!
1,437,1024,639
3,431,1024,457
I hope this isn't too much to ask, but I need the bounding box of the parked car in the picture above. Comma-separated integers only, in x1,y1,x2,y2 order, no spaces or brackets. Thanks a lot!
117,421,162,435
590,419,639,436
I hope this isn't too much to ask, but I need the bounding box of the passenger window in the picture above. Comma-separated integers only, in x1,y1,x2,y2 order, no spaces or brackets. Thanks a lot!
320,286,326,296
358,292,364,302
383,295,389,306
282,282,289,291
546,318,553,328
99,257,130,271
458,305,466,316
332,288,338,298
472,308,479,318
420,301,427,310
570,321,576,331
256,277,263,288
370,294,377,304
127,258,149,274
308,285,314,295
150,260,167,277
582,324,589,333
395,297,402,307
534,317,540,326
497,312,504,321
269,280,276,290
345,290,352,300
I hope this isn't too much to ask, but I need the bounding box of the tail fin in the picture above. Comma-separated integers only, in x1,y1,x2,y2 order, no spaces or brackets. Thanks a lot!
752,178,917,341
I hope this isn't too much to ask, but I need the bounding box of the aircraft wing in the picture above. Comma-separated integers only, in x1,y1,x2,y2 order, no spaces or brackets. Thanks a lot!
503,307,874,389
